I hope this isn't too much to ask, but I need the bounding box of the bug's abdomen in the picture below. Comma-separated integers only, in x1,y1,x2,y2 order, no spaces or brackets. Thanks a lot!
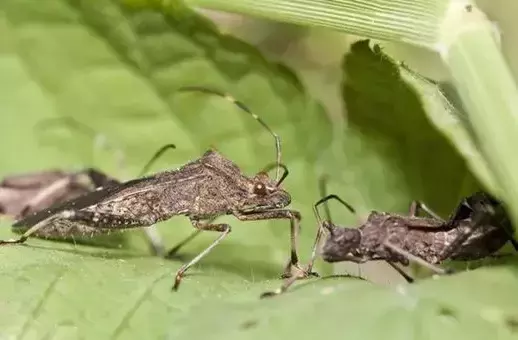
81,192,176,228
12,218,106,238
383,226,443,264
447,224,509,261
402,229,444,264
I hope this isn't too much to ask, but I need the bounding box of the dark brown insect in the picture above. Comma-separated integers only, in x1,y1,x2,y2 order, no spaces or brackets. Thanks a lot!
0,168,119,220
262,185,517,297
1,87,303,291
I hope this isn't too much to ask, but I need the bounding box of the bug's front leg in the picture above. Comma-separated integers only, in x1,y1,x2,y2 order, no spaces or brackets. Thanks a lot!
260,263,316,299
234,209,317,279
260,254,365,299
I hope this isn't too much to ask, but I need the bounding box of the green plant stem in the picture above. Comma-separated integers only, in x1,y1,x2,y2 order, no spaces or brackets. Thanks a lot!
440,4,518,233
185,0,447,48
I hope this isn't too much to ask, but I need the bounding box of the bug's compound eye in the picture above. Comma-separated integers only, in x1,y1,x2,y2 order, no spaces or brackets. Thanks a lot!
253,182,268,196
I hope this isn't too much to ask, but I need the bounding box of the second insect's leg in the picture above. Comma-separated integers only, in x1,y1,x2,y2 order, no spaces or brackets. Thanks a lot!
409,201,443,220
386,261,414,283
306,224,326,274
261,254,366,298
260,265,309,298
384,241,450,275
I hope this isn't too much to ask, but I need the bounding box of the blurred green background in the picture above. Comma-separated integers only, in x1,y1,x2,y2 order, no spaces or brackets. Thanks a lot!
203,0,518,124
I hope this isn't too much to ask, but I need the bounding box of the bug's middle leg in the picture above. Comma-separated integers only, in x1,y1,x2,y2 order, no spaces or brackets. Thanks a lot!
165,217,218,259
172,219,231,291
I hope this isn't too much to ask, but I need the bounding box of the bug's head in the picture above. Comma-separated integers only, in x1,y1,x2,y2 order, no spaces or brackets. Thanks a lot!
320,222,361,262
310,193,360,263
240,164,291,212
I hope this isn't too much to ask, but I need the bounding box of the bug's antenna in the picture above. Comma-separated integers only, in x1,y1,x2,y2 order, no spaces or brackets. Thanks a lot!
259,162,289,187
314,195,356,226
177,86,281,181
319,175,332,222
303,192,357,276
138,144,177,177
317,175,356,222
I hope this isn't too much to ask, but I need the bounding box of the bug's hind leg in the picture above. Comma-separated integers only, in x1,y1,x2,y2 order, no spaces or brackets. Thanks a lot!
0,210,74,245
384,241,452,276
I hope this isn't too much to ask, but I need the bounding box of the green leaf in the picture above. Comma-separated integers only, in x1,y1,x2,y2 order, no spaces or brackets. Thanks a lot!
331,39,480,219
167,268,518,339
2,227,518,340
0,233,275,339
438,4,518,237
397,63,499,193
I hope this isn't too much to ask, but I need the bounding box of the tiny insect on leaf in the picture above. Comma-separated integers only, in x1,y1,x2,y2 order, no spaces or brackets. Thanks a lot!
261,178,518,297
1,87,304,291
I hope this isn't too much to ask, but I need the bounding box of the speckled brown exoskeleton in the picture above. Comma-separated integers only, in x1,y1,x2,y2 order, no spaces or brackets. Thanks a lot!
1,87,304,291
262,181,518,297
